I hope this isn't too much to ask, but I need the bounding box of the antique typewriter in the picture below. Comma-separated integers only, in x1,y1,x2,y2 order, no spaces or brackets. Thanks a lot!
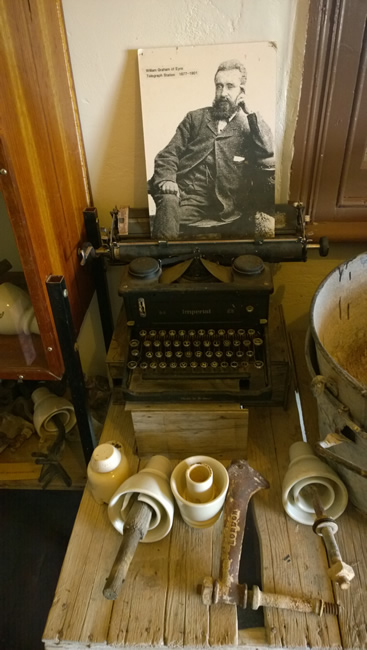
81,204,328,405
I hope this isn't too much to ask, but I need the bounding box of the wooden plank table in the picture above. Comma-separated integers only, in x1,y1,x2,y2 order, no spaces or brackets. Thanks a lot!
43,333,367,649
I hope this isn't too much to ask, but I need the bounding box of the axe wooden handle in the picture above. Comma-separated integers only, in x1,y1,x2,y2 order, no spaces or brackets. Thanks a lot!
103,498,153,600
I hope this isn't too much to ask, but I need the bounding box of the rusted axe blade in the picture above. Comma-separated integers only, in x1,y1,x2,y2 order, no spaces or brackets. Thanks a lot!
202,459,269,606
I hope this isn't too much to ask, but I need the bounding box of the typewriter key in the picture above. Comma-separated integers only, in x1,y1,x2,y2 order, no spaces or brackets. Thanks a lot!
243,339,251,349
227,328,235,338
233,339,241,348
145,351,153,359
198,329,205,339
184,350,193,359
237,329,246,339
203,340,211,349
165,350,173,359
236,350,245,359
168,329,176,338
178,329,186,339
153,340,161,349
247,328,255,340
207,329,215,338
173,340,181,349
175,350,183,359
155,351,163,359
179,361,187,369
225,350,234,359
190,361,198,369
193,340,201,349
159,362,167,369
254,360,264,369
158,329,166,338
218,328,226,337
220,361,229,368
223,339,231,349
149,330,157,339
143,340,152,350
215,350,223,359
194,350,203,359
139,361,148,369
241,361,249,369
129,339,140,348
163,340,172,349
205,350,213,359
169,362,177,369
230,361,239,369
127,361,138,369
188,329,196,339
182,340,191,348
149,362,158,369
253,337,263,347
139,330,147,339
246,350,254,359
131,349,140,357
200,361,208,368
210,361,218,368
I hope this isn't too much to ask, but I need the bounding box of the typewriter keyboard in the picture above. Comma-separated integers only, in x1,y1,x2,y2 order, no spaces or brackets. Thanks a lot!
126,327,266,378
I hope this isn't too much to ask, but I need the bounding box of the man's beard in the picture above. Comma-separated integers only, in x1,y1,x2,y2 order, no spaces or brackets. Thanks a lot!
212,97,238,120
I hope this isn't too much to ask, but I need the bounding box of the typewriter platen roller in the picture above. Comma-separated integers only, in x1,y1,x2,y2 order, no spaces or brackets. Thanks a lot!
117,254,288,404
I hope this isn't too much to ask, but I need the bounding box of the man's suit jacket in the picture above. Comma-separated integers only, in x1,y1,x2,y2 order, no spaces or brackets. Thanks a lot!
150,106,274,215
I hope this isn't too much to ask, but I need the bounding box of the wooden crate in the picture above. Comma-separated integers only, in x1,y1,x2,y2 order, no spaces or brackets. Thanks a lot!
126,402,248,458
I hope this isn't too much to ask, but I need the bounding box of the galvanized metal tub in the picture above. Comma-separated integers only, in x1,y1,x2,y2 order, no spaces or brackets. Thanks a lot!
307,253,367,513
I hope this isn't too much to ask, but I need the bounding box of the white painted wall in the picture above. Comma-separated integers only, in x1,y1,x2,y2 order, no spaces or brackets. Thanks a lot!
60,0,365,376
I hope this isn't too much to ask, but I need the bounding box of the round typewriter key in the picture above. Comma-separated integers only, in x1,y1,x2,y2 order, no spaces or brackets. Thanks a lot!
169,362,177,369
207,329,215,338
131,349,140,357
179,361,188,369
188,329,196,338
247,328,255,339
198,329,205,339
178,329,186,339
246,350,254,359
183,340,191,348
149,329,157,338
145,351,153,359
200,361,208,368
223,339,231,348
203,340,211,349
143,340,152,350
220,361,229,368
168,329,176,338
241,361,249,369
237,329,246,339
233,339,241,348
159,361,167,369
227,329,235,338
230,361,239,369
173,340,181,349
149,362,157,369
253,337,263,347
139,330,147,339
254,360,264,369
205,350,213,359
139,361,148,369
184,350,193,359
158,329,166,338
210,361,219,368
155,351,163,359
165,350,173,359
215,350,223,359
163,340,172,349
175,350,183,359
193,340,201,349
129,339,140,348
127,360,138,369
213,340,220,348
218,328,226,337
236,350,245,359
190,361,198,368
194,350,203,359
225,350,234,359
243,339,251,349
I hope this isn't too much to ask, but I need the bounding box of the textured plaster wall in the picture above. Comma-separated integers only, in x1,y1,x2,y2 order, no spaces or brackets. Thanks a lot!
60,0,364,375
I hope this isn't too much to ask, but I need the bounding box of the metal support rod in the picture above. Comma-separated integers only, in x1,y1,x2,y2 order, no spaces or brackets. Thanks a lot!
46,275,97,464
83,206,114,350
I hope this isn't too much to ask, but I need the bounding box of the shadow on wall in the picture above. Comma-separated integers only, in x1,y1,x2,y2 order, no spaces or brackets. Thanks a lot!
92,50,148,225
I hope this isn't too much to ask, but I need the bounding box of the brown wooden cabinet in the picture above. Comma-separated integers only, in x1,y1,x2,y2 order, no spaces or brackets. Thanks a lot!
0,0,94,380
290,0,367,241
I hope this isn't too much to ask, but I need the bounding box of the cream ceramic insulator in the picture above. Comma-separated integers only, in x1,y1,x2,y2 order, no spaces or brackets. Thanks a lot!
185,462,215,503
170,455,229,528
282,441,349,525
31,387,76,444
0,282,40,335
87,441,130,504
108,455,174,543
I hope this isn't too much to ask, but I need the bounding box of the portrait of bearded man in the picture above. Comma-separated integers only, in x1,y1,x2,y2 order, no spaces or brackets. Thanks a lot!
148,58,275,240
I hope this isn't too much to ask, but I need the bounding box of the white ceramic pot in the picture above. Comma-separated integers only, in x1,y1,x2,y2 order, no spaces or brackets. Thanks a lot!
282,441,348,525
170,455,229,528
87,441,130,504
0,282,40,335
32,387,76,444
108,455,174,543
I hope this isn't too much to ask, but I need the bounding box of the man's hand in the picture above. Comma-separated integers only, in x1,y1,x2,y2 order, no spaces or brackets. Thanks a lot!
236,92,254,115
159,180,180,196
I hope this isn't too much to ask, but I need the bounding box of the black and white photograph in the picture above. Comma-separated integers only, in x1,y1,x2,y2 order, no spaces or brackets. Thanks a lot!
138,42,277,240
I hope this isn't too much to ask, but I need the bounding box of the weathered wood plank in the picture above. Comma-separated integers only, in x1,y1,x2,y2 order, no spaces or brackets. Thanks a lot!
209,512,238,646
